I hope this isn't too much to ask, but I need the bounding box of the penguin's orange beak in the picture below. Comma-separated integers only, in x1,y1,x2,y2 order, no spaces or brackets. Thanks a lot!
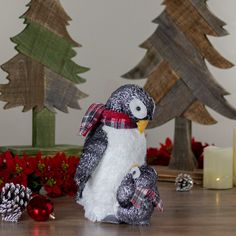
136,120,149,134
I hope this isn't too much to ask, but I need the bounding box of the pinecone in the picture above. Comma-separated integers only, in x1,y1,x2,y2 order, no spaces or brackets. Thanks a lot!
0,183,32,222
175,173,194,192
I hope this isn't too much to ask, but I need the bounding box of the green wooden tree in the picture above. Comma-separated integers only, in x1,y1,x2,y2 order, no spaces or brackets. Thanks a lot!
0,0,89,154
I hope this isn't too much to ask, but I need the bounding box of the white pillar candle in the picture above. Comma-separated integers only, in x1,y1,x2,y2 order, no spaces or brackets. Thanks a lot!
233,128,236,186
203,146,233,189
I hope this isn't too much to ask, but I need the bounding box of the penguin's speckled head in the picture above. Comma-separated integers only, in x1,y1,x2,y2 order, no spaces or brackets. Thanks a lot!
105,84,155,122
129,165,157,188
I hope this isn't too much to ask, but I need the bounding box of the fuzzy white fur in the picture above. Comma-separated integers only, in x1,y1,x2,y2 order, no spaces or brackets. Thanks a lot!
79,126,146,222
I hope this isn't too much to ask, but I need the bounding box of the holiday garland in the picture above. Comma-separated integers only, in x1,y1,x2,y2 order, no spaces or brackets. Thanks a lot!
0,138,209,197
0,152,79,197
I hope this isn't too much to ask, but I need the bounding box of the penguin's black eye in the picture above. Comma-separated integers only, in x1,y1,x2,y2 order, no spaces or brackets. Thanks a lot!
129,99,147,119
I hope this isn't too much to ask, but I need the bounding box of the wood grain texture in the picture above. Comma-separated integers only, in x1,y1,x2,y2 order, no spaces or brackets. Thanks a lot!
186,30,233,69
169,117,197,171
32,108,55,147
163,0,214,36
26,0,71,21
123,0,235,128
0,54,87,113
144,60,179,102
11,21,88,84
144,61,217,126
163,0,227,36
1,182,236,236
183,101,217,125
123,0,236,171
148,79,195,127
190,0,228,35
45,68,88,113
150,12,236,120
163,0,233,69
0,54,44,112
23,0,79,46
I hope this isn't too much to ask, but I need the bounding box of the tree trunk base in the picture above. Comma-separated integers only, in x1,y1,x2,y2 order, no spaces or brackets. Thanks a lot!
32,108,55,148
169,117,197,171
168,154,196,171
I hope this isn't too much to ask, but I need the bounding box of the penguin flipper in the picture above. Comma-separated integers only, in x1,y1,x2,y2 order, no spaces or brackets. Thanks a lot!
74,125,108,198
117,174,135,207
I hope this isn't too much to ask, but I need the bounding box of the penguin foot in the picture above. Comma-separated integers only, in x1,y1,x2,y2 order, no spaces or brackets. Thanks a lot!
101,215,120,224
137,220,150,226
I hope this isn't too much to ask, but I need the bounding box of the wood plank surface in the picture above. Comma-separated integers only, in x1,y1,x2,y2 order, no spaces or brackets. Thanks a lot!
183,101,217,125
0,54,87,113
163,0,232,69
148,79,195,127
164,0,218,36
144,62,217,127
45,68,88,113
169,117,197,171
24,0,80,46
122,0,235,130
1,182,235,236
26,0,72,21
190,0,228,35
0,54,44,112
32,108,55,147
150,12,236,120
144,60,179,103
11,21,88,84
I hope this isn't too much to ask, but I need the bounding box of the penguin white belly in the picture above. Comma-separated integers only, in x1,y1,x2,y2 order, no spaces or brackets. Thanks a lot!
79,125,146,222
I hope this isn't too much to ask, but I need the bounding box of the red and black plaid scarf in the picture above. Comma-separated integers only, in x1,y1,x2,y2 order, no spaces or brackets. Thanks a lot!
79,103,137,137
130,187,164,212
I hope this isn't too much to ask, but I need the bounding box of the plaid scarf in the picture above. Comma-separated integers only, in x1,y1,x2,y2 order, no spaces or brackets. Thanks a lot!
79,103,137,137
130,187,164,212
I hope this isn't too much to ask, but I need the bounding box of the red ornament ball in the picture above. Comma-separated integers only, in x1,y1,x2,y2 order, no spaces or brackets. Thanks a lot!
27,194,54,221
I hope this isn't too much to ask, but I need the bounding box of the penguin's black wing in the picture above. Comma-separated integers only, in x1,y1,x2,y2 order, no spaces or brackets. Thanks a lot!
117,173,135,208
74,124,108,199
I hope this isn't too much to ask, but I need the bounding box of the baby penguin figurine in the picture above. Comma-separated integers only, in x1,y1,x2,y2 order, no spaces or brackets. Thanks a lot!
104,164,163,225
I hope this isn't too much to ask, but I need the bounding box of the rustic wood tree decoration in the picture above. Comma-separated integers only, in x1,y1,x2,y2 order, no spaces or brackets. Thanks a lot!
0,0,89,154
123,0,236,170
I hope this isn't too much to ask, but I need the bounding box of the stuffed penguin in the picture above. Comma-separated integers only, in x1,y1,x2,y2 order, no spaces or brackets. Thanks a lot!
74,84,155,222
113,165,163,225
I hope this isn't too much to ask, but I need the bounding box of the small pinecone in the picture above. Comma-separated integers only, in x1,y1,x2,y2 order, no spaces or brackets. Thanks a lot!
175,173,193,192
0,183,32,222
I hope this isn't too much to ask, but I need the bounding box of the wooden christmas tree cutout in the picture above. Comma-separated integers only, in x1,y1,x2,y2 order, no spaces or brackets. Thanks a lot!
0,0,89,155
123,0,236,171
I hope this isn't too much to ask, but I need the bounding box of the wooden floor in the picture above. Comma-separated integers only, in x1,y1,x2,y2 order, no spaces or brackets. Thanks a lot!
1,182,236,236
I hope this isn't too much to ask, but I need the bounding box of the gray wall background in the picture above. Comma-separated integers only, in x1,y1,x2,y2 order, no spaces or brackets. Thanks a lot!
0,0,235,148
